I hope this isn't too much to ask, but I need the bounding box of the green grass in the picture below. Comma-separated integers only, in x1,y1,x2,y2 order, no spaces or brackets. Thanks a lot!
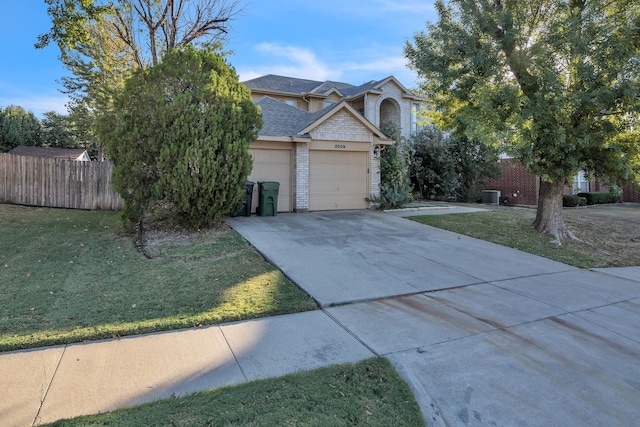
411,204,640,268
44,357,425,427
0,204,317,351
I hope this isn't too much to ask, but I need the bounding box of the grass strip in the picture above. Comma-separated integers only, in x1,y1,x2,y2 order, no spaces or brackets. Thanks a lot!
410,205,639,268
44,357,425,427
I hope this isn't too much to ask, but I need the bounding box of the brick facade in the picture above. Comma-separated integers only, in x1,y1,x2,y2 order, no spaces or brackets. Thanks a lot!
311,110,374,142
246,75,420,211
370,146,381,198
621,182,640,202
486,158,539,205
487,158,640,205
294,142,309,212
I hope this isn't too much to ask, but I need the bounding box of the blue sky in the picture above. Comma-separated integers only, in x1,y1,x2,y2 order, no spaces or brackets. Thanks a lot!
0,1,437,117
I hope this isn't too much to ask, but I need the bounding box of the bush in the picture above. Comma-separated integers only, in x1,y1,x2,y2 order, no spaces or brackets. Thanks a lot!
368,183,413,210
99,47,261,230
408,126,459,200
577,192,617,205
378,120,412,206
450,135,501,202
407,126,500,201
563,195,587,207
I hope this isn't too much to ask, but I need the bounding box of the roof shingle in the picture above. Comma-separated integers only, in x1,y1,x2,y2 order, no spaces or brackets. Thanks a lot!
9,146,89,160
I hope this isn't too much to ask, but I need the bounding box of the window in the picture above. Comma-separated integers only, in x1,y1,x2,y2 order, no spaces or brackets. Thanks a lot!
572,171,589,193
323,101,333,108
285,99,296,107
411,103,420,135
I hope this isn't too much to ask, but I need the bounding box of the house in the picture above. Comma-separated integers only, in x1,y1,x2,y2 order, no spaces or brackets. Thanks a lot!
485,157,640,204
243,74,425,212
9,146,91,161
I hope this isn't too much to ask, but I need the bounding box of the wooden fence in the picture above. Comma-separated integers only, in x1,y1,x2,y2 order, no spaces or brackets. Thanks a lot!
0,153,123,210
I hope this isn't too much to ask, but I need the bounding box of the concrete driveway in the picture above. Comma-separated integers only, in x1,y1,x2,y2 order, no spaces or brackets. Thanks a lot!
228,210,640,427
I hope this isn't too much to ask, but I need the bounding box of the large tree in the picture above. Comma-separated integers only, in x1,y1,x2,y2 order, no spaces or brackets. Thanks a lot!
37,0,242,158
0,106,43,152
37,0,241,68
405,0,640,242
98,47,261,230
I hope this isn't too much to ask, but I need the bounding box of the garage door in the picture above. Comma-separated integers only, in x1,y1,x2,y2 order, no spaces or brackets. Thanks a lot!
309,150,368,211
248,148,292,212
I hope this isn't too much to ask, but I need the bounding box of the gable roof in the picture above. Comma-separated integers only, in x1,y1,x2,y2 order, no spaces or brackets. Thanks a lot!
9,146,90,160
244,74,422,100
255,96,391,143
244,75,334,95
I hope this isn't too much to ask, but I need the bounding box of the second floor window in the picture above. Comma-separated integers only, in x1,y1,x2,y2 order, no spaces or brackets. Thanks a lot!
411,103,420,135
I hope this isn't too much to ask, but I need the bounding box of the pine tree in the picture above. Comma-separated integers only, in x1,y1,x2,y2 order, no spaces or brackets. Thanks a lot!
99,47,261,230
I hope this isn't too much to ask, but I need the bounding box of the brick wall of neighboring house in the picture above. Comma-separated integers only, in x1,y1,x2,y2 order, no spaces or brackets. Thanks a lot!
486,158,640,204
486,158,539,205
621,182,640,202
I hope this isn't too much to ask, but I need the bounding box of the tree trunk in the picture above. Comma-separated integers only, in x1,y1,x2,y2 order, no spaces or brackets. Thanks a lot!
533,179,577,244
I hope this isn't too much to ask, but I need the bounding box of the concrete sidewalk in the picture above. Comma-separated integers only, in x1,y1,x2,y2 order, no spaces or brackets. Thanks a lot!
2,209,640,426
1,311,374,426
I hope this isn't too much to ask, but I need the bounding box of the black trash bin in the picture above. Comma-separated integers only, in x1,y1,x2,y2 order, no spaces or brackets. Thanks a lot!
235,181,255,217
257,181,279,216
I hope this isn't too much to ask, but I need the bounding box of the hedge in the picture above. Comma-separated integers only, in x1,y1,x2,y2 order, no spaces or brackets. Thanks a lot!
563,195,587,207
577,192,617,205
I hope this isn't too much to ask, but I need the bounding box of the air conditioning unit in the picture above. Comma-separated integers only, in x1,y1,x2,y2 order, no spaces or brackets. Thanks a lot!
482,190,501,205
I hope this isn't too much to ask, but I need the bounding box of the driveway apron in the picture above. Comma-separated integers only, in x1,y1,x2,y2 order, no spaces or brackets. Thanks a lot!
228,210,640,427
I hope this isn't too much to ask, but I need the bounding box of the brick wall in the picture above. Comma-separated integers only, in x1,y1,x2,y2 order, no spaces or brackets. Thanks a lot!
294,142,309,212
486,159,539,205
370,146,381,199
622,182,640,202
311,111,373,142
487,158,640,204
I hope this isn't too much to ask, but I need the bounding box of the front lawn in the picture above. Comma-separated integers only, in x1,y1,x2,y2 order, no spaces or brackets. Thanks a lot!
0,204,317,351
44,358,425,427
411,204,640,268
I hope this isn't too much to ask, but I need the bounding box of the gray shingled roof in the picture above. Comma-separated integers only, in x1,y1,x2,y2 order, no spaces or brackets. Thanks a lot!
9,146,89,160
245,74,383,96
244,75,329,95
309,80,357,95
243,74,402,99
340,79,387,96
255,97,341,138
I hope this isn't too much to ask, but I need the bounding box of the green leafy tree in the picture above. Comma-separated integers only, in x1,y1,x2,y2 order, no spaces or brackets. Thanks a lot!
405,0,640,242
408,126,460,200
37,1,242,161
0,106,43,152
67,101,103,160
98,47,261,230
41,111,75,148
379,120,406,188
376,120,412,207
450,135,501,202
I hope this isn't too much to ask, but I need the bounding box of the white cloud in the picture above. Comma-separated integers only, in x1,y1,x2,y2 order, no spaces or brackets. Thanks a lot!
237,42,420,87
241,43,335,81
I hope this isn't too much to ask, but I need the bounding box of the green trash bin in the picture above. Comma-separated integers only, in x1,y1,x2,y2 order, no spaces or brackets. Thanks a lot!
257,181,279,216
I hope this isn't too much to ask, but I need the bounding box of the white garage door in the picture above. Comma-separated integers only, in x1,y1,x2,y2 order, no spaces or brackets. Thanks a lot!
309,150,369,211
248,148,292,213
